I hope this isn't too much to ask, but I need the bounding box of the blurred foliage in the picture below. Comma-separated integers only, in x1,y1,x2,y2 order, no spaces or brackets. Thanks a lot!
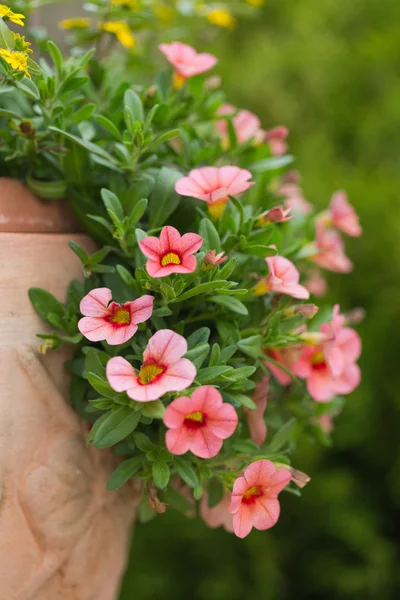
120,0,400,598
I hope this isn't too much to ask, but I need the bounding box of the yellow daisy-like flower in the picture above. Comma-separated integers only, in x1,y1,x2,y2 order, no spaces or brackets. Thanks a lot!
111,0,140,9
206,8,236,29
59,17,92,30
0,4,25,26
12,32,32,54
101,21,136,49
0,49,30,77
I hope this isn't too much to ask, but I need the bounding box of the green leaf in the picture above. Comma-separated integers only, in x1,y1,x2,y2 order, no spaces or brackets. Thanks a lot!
207,476,225,508
71,103,96,124
187,327,210,349
16,78,40,100
209,295,248,315
142,400,165,418
26,177,67,200
148,166,181,228
217,320,240,345
172,281,229,303
148,128,181,150
128,197,148,227
85,348,107,379
28,288,64,325
152,461,170,489
229,393,256,410
229,366,257,380
244,244,277,258
0,108,22,119
185,343,210,362
218,258,237,280
124,89,144,128
250,155,294,173
196,366,233,384
107,455,143,490
116,264,136,287
209,343,221,367
174,457,199,488
266,418,298,453
0,18,15,51
93,406,142,449
198,218,221,253
46,40,63,75
237,336,262,358
96,114,122,140
49,126,117,165
86,411,112,447
101,188,124,221
134,431,157,452
87,373,115,398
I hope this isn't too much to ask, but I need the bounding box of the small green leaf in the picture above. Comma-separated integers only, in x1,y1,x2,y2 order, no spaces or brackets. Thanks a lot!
96,114,122,140
93,406,142,449
174,457,199,488
71,103,96,124
218,258,237,280
238,336,262,358
197,366,233,384
229,366,257,380
134,431,157,452
229,393,256,410
0,17,15,51
209,295,248,316
244,244,277,258
107,455,143,490
101,188,124,221
46,40,63,74
209,343,221,367
250,155,294,173
148,166,181,228
128,197,148,227
142,400,165,418
207,476,225,508
87,373,114,398
85,348,107,379
198,218,221,253
49,126,118,165
172,281,229,303
152,461,170,489
124,88,144,126
266,418,298,453
187,327,210,349
28,288,64,325
148,128,180,149
86,411,111,447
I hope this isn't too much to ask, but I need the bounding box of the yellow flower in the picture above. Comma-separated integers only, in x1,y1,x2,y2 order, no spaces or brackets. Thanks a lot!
12,32,32,54
101,21,136,49
0,49,30,77
111,0,140,8
0,4,25,26
207,8,236,29
245,0,265,6
59,17,92,30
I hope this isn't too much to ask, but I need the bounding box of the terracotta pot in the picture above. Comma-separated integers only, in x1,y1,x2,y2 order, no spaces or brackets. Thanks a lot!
0,179,139,600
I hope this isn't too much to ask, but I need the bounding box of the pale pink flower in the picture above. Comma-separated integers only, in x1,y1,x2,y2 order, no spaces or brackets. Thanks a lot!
106,329,196,402
310,222,353,273
304,269,328,297
163,386,238,459
78,288,154,345
257,205,292,226
293,305,361,402
200,491,234,533
265,126,289,156
229,459,292,538
139,225,202,278
245,377,268,445
175,166,255,219
279,182,312,216
328,191,361,237
204,249,228,266
289,468,311,489
253,255,310,300
159,41,217,80
217,103,264,145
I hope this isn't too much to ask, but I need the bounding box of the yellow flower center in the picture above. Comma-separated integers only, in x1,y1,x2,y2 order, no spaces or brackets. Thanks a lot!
185,411,204,423
110,307,131,324
139,363,164,385
311,351,326,369
208,200,227,220
242,485,263,504
173,72,186,90
252,279,270,296
161,252,181,266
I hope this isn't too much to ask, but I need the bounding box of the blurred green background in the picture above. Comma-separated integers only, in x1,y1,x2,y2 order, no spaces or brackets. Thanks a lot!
120,1,400,598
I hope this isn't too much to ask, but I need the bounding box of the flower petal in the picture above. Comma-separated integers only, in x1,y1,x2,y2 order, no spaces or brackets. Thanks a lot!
268,468,292,495
105,322,138,345
106,356,136,392
179,232,203,256
161,358,197,391
253,497,280,531
80,287,111,317
232,505,254,538
144,330,188,365
78,317,113,342
163,396,192,428
189,428,222,459
166,427,191,455
139,236,162,260
244,459,276,487
207,404,238,439
129,295,154,324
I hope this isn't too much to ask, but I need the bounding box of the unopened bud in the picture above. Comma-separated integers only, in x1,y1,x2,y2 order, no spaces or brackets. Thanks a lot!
345,307,366,326
289,468,311,488
299,330,334,346
283,304,319,319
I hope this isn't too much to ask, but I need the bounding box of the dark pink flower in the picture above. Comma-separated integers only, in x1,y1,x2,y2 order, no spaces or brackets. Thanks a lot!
163,386,238,459
265,126,289,156
245,377,268,445
139,226,202,278
257,205,292,225
229,460,292,538
159,41,217,80
78,287,154,345
106,329,196,402
175,166,255,219
310,222,353,273
328,191,362,237
253,255,310,300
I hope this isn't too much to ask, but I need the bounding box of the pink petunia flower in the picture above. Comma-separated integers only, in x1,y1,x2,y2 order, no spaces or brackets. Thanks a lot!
229,459,292,538
203,249,228,267
257,205,292,226
163,386,238,459
78,287,154,345
200,491,234,533
278,182,312,216
175,166,255,219
106,329,196,402
245,377,268,445
264,343,303,385
304,269,328,297
216,103,264,145
265,126,289,156
139,225,203,278
310,222,353,273
253,255,310,300
328,190,362,237
292,305,361,402
159,41,217,88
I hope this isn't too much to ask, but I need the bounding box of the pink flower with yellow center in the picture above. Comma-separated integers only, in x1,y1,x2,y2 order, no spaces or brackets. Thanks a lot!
265,126,289,156
292,305,361,402
107,329,196,402
163,386,238,459
216,103,264,145
328,190,362,237
229,460,292,538
159,41,217,89
253,255,310,300
310,222,353,273
139,226,202,278
175,166,255,219
78,288,154,345
245,377,268,446
257,205,292,226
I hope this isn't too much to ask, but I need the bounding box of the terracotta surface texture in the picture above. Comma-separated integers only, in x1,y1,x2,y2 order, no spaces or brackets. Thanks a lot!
0,181,139,600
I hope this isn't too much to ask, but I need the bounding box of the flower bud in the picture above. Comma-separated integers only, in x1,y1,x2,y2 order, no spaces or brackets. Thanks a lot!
257,205,292,226
283,304,319,319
